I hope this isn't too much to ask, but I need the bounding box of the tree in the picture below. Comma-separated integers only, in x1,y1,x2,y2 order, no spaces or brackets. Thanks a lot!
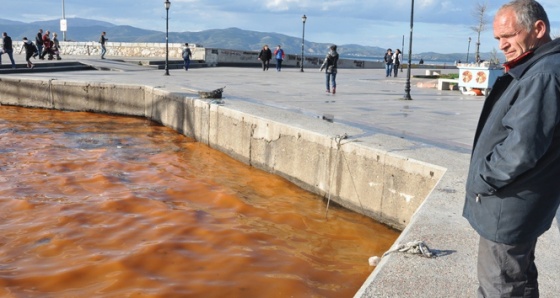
471,2,489,64
490,48,500,64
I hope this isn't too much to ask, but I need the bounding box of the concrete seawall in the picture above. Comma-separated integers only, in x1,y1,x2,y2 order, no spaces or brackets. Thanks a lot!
0,76,443,230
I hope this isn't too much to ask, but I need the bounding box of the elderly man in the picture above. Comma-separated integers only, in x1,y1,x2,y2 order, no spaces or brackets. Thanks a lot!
463,0,560,297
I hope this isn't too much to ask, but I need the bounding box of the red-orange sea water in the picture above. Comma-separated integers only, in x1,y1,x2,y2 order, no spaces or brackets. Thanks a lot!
0,106,399,297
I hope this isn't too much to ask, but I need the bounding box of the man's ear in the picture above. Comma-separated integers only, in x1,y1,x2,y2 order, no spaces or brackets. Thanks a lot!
534,20,547,38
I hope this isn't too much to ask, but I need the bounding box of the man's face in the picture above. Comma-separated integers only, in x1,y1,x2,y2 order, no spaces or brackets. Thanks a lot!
494,7,540,61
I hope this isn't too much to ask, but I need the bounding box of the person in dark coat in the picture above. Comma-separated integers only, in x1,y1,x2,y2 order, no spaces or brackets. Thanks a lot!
35,29,43,59
0,32,16,68
383,48,393,77
463,1,560,296
257,44,272,71
99,31,108,59
320,45,339,94
182,43,192,71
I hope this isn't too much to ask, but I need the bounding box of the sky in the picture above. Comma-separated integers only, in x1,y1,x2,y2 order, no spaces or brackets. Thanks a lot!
2,0,560,54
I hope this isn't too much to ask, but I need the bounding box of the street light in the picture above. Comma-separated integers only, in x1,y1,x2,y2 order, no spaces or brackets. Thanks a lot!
164,0,171,76
61,0,67,41
466,37,471,63
402,0,414,100
300,14,307,72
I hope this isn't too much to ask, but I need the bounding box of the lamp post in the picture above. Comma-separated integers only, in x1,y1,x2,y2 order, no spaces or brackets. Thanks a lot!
402,0,414,100
466,37,471,63
61,0,67,41
164,0,171,76
300,14,307,72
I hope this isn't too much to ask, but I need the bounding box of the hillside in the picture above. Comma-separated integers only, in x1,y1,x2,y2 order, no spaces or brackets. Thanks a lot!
0,17,502,63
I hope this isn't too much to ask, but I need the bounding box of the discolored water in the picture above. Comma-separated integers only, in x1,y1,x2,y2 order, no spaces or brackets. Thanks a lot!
0,106,399,297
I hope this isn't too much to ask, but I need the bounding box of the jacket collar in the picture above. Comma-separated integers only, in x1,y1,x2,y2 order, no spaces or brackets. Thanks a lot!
507,38,560,79
503,51,533,73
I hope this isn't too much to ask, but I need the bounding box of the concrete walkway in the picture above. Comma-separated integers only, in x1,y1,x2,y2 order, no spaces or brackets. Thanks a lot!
2,55,559,297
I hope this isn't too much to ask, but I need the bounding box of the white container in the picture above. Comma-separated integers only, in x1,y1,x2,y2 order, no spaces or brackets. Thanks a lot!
458,62,504,95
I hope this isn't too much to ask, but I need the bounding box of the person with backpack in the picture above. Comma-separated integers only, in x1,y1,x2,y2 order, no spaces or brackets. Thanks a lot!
273,45,285,72
182,43,192,71
320,45,339,94
18,37,37,69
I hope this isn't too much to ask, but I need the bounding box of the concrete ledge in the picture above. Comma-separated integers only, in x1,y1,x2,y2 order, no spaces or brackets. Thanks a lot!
425,69,442,76
438,78,459,91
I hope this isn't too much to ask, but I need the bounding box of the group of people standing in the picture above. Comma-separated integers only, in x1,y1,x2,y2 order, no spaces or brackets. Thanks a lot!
258,43,409,95
34,29,62,61
383,48,402,77
257,43,339,94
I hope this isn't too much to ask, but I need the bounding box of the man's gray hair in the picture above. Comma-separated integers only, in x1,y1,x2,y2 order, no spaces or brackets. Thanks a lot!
501,0,550,34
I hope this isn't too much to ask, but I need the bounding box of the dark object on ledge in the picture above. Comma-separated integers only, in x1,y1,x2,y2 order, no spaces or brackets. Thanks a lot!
199,87,225,99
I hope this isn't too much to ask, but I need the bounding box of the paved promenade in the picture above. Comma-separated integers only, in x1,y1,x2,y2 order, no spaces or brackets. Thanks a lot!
2,55,559,297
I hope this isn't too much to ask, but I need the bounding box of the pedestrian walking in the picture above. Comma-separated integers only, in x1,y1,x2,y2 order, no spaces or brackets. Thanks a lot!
52,32,61,60
99,31,108,59
273,45,285,72
463,1,560,297
0,32,16,68
39,31,53,60
320,45,339,94
18,37,37,69
258,45,272,71
182,43,192,71
384,48,393,77
392,49,402,77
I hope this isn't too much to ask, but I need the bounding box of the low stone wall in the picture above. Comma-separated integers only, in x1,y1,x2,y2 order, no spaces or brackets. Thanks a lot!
12,41,202,60
0,77,444,230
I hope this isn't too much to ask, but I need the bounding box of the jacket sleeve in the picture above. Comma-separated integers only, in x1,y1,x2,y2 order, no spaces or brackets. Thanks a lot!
320,56,328,71
474,73,560,194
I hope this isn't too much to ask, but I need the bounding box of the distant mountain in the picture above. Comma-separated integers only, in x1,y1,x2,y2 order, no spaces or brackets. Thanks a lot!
0,19,25,25
0,18,502,63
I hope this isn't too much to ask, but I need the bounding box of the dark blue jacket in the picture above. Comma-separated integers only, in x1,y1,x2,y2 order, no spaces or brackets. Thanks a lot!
463,38,560,245
2,35,12,51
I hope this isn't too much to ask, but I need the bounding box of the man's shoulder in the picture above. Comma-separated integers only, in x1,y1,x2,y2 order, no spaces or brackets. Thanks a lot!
527,51,560,75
